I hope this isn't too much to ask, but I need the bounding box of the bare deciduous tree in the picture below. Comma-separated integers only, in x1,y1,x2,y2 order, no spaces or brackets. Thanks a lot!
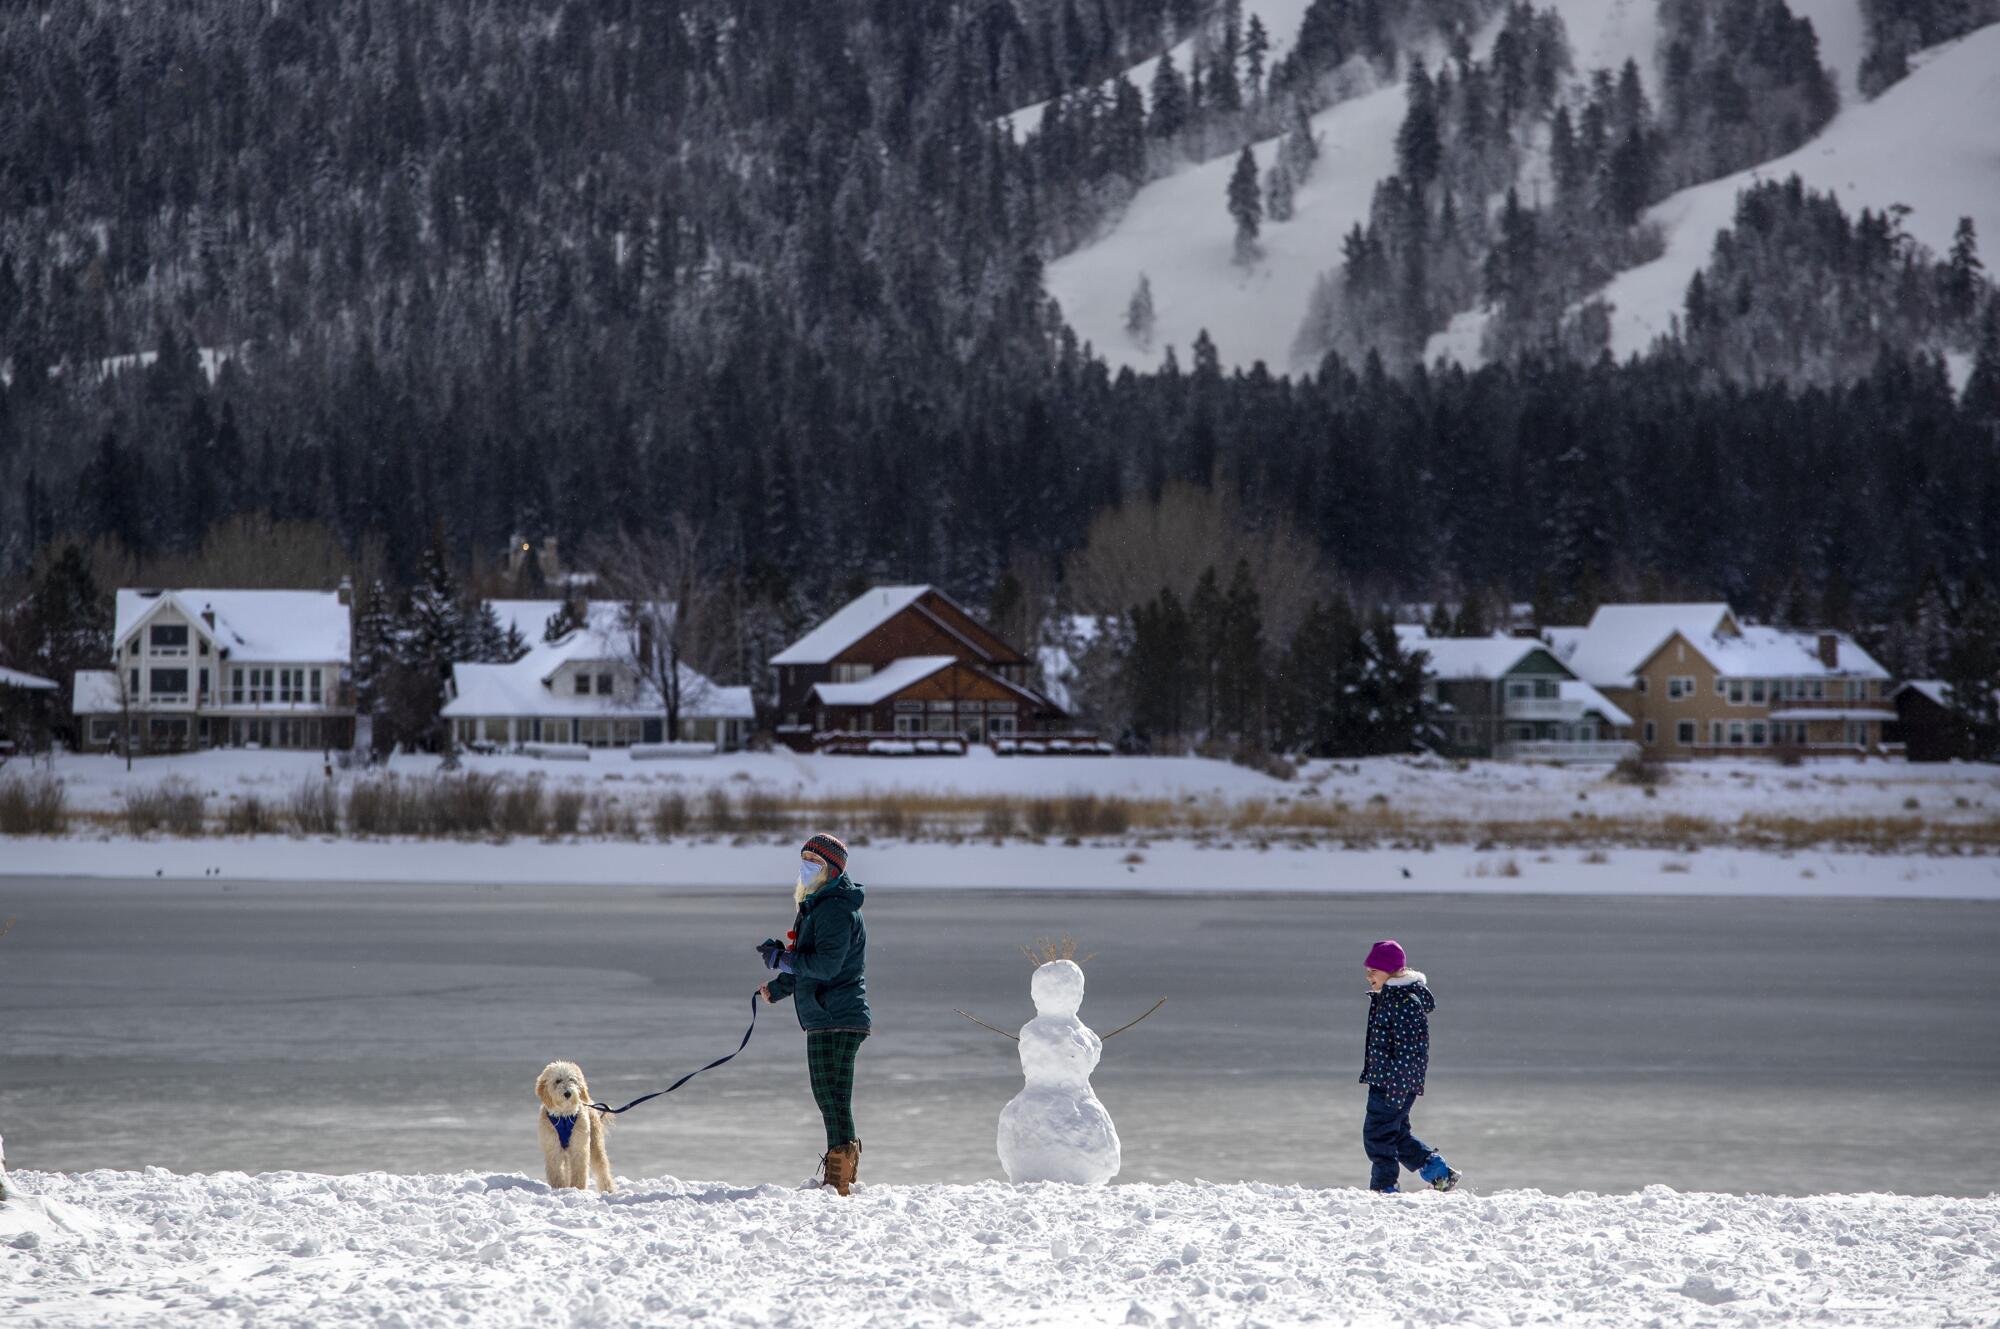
591,519,724,741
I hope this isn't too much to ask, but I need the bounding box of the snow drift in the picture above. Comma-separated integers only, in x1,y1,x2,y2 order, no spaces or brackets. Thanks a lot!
5,1169,1996,1327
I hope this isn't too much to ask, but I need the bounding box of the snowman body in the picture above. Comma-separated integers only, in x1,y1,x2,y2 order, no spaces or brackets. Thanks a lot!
997,960,1121,1184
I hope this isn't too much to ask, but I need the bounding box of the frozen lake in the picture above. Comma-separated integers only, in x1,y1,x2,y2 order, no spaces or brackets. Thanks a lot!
4,877,1998,1195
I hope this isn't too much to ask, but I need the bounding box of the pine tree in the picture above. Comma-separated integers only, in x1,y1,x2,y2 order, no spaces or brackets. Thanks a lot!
1125,273,1157,348
1244,14,1269,98
352,578,398,709
1227,145,1262,265
1395,61,1441,194
1149,50,1187,139
1942,218,1984,323
1264,158,1295,223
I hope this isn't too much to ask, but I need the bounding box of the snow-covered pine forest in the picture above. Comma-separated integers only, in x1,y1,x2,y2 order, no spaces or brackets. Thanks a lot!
2,0,2000,748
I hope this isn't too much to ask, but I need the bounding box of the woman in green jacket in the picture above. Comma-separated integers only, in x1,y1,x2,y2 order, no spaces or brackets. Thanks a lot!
759,832,871,1194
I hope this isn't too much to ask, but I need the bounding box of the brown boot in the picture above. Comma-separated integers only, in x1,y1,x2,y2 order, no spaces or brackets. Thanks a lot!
823,1140,862,1196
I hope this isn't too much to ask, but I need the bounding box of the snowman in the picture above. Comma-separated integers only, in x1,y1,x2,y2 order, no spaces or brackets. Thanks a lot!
997,959,1122,1185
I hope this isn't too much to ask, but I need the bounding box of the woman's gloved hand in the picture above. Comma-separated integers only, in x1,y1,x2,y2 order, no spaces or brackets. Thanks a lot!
757,939,786,970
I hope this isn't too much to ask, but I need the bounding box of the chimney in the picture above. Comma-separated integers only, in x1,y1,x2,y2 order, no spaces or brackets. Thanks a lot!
1817,632,1839,669
337,575,353,607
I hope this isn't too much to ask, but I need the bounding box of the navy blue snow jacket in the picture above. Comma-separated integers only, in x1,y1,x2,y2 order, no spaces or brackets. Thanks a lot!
1360,972,1434,1098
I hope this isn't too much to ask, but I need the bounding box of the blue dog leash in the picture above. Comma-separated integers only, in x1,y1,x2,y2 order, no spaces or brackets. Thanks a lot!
586,993,762,1116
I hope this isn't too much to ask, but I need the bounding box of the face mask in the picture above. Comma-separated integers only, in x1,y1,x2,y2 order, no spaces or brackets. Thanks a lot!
794,857,827,904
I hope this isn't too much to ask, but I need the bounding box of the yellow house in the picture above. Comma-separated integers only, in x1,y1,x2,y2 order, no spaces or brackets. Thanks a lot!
1546,604,1894,758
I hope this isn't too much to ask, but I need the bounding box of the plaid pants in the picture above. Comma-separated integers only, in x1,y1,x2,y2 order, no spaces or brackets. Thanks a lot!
806,1030,867,1149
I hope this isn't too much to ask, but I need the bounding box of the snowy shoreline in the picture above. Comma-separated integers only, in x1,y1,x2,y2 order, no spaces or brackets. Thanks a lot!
5,1168,1996,1328
6,834,2000,899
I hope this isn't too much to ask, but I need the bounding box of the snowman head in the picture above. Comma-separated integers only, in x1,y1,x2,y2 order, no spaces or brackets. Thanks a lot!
1030,959,1085,1018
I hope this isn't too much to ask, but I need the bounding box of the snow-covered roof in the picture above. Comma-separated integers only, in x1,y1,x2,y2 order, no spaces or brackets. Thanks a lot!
72,669,121,713
114,589,351,664
1897,680,1951,708
1560,680,1631,728
1410,633,1567,680
444,616,751,721
1546,604,1735,687
810,656,957,707
769,586,991,666
1695,626,1889,681
0,664,57,690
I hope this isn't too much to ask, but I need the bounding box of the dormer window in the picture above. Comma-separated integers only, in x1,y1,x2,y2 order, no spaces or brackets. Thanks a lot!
575,673,592,695
831,663,874,684
597,672,613,696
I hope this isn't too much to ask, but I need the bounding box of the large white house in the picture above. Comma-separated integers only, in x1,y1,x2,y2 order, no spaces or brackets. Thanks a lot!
72,588,356,752
441,601,754,751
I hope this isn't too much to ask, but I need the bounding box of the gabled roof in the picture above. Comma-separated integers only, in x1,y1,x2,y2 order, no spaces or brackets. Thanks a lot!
1411,633,1570,681
1560,679,1632,728
0,664,57,690
1547,603,1735,687
449,599,752,721
72,669,121,713
810,656,958,706
114,589,351,664
1897,679,1952,707
1690,625,1890,680
770,585,1009,667
770,586,932,666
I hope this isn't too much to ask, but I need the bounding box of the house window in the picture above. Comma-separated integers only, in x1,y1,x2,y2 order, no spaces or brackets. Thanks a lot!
151,624,189,654
1726,680,1745,705
1750,680,1767,704
597,672,613,696
831,664,875,684
1750,722,1767,746
198,668,209,701
985,701,1017,713
1643,721,1656,745
893,701,923,713
1676,720,1695,746
129,638,140,657
1714,677,1727,696
151,668,189,697
1506,680,1533,700
91,719,118,744
1506,724,1535,742
926,714,953,734
575,673,592,695
990,715,1017,737
1667,676,1696,700
894,714,920,735
1727,721,1745,746
1811,680,1825,699
310,670,323,704
1711,721,1726,745
1636,676,1649,694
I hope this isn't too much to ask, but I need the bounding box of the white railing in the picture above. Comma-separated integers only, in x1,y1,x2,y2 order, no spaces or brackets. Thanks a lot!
1503,697,1584,721
1496,740,1636,763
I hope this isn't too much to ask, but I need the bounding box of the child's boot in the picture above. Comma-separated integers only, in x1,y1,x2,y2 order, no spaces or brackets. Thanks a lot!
1419,1154,1462,1192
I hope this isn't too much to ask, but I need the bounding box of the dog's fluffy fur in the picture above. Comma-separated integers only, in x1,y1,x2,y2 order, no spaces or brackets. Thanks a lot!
536,1060,614,1192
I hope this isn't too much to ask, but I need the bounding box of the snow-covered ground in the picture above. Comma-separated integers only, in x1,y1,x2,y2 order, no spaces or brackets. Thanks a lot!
17,745,1999,825
1590,21,2000,361
1046,0,1667,375
4,1170,1995,1328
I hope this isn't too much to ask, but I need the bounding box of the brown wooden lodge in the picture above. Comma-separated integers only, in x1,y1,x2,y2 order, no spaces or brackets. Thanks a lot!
769,585,1099,754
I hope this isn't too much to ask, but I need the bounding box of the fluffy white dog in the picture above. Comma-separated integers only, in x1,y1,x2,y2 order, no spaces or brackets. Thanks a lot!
535,1061,614,1192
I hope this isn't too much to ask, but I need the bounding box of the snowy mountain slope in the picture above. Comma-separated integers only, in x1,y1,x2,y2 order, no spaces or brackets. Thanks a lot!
1589,23,2000,361
1002,0,1317,139
1046,0,1667,373
1045,77,1405,373
8,1170,1999,1328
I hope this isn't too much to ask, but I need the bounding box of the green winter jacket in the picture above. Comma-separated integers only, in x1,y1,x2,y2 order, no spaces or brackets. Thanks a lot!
765,874,871,1033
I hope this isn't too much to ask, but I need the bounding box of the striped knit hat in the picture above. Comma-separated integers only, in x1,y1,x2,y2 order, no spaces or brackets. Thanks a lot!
801,832,848,876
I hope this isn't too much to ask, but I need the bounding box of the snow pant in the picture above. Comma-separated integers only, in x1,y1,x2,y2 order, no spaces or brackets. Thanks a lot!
1362,1086,1435,1191
806,1029,867,1150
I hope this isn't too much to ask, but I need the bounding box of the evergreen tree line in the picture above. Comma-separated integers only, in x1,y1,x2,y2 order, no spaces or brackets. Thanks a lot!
1295,0,1844,371
1856,0,2000,97
1679,180,1991,387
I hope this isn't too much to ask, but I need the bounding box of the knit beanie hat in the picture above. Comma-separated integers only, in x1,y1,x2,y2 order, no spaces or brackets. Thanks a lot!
1364,939,1407,973
801,832,849,877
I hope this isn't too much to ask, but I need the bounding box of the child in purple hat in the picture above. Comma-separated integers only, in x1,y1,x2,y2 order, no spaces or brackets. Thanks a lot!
1360,939,1461,1193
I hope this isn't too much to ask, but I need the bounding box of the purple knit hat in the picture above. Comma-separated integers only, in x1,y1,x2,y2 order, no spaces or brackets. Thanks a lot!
1364,939,1407,973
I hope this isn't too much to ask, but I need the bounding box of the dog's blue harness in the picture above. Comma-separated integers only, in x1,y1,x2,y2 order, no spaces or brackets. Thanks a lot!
547,1112,579,1150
